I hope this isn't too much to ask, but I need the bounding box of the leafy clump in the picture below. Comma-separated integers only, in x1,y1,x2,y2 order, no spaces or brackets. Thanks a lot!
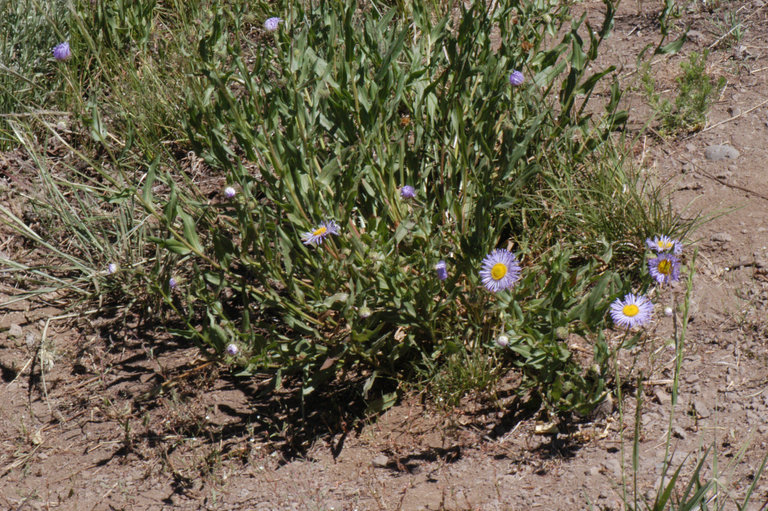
168,0,643,415
1,0,686,419
642,50,726,135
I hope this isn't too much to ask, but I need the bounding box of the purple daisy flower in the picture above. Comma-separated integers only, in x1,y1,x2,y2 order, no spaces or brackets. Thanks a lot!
435,260,448,281
400,185,416,199
52,42,71,61
264,17,283,32
509,70,524,86
224,186,236,198
479,249,521,293
610,293,653,329
301,220,340,246
646,235,683,255
225,344,239,356
648,253,681,285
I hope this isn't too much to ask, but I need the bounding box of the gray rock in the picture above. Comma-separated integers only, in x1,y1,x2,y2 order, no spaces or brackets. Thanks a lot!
705,145,740,161
711,232,733,243
654,388,671,406
693,399,712,418
727,106,741,117
589,394,614,420
643,411,661,427
687,30,705,44
602,459,622,478
672,426,687,439
372,454,390,468
7,323,22,338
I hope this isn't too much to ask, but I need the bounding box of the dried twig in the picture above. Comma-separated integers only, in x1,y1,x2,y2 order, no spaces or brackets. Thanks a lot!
700,97,768,133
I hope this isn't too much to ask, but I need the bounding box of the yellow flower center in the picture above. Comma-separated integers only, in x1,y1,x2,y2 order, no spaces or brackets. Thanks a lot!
313,226,327,236
658,260,672,275
491,263,507,280
623,304,639,317
658,241,672,250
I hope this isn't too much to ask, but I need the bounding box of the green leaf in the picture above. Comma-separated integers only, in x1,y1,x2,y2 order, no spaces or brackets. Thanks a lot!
656,34,686,55
142,159,157,206
365,391,397,415
149,236,192,256
362,370,378,399
179,212,204,253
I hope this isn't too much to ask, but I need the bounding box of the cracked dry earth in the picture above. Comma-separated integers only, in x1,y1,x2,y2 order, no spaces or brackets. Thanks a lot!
2,1,768,509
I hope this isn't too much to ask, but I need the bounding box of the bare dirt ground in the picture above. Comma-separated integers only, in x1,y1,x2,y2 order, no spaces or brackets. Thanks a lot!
1,1,768,509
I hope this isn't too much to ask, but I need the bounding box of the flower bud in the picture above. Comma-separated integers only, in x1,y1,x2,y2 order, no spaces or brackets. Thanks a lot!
509,70,524,86
435,260,448,281
52,42,71,61
264,17,282,32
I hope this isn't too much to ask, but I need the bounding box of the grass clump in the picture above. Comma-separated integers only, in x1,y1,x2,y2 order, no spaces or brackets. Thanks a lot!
0,0,69,149
1,0,689,420
642,50,726,135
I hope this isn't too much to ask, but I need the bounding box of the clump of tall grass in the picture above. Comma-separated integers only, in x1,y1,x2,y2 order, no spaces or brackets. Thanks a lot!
1,0,692,417
0,0,69,149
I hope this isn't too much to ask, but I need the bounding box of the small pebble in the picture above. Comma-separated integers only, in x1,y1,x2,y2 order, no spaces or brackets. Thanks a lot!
704,145,740,161
654,388,671,406
372,455,390,468
711,232,732,243
602,459,622,478
693,399,712,418
686,30,705,44
8,323,22,338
